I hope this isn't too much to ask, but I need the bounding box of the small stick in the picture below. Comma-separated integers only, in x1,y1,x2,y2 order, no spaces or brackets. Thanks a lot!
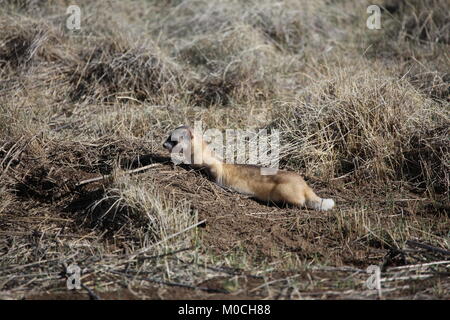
110,270,228,294
75,163,161,187
406,240,450,256
386,260,450,271
382,274,434,282
128,219,207,260
81,283,102,300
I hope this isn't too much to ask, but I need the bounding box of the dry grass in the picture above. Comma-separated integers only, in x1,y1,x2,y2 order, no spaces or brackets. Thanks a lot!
0,0,449,299
275,58,449,197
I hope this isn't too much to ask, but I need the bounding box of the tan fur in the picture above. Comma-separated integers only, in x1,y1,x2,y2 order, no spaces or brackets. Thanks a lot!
163,126,335,211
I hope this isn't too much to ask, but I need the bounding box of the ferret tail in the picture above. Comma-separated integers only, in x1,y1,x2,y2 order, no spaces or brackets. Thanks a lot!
304,187,335,211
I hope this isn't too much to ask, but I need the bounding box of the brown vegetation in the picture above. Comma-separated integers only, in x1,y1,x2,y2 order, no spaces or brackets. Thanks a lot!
0,0,448,299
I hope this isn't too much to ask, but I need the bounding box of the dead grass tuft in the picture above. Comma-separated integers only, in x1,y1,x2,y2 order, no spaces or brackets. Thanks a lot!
68,37,185,102
0,16,64,69
382,0,450,44
276,59,449,198
180,24,278,106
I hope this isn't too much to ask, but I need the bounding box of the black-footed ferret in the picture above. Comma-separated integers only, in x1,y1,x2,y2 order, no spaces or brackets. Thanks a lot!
163,126,335,211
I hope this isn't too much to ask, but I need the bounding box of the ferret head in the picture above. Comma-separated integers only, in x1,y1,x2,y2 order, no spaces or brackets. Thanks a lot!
163,125,217,166
162,125,194,153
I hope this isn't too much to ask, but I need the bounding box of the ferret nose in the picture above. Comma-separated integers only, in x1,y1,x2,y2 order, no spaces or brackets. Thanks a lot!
163,141,171,149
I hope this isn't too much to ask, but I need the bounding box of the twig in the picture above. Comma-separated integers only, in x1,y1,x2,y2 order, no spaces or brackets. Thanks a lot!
80,283,102,300
249,274,301,293
176,257,264,279
0,256,76,273
128,219,207,260
382,274,434,282
137,246,194,261
75,163,161,187
386,260,450,271
109,270,228,294
309,266,365,273
406,240,450,256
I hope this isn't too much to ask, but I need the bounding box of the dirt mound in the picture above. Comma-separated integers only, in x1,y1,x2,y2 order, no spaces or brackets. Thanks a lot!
144,161,374,267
